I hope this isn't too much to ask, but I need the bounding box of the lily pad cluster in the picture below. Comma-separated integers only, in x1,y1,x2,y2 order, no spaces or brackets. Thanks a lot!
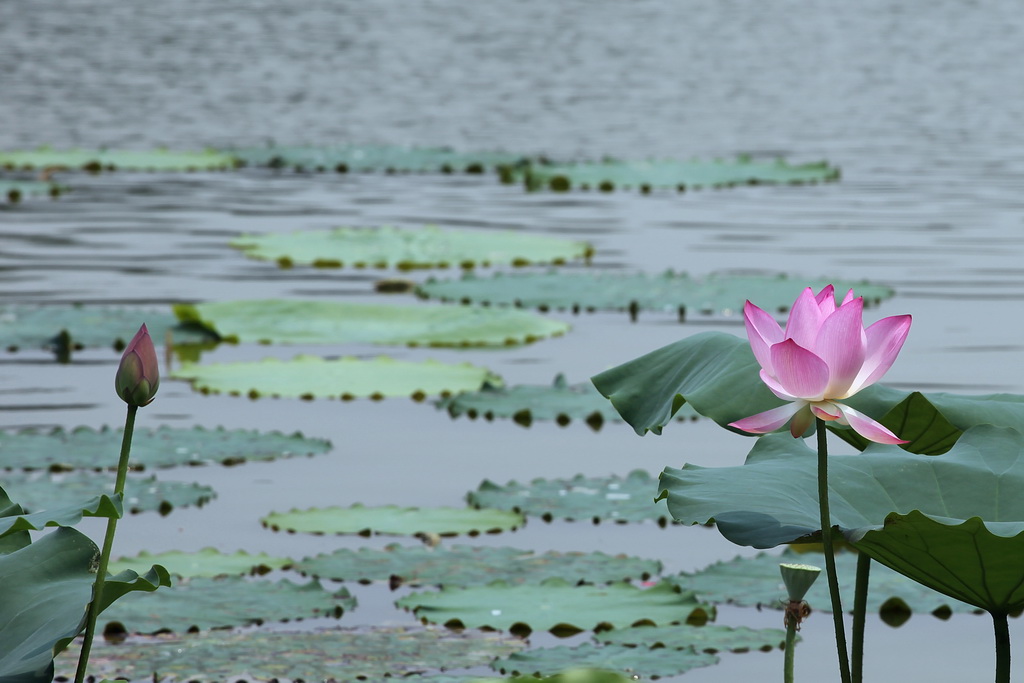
0,148,238,172
228,144,530,174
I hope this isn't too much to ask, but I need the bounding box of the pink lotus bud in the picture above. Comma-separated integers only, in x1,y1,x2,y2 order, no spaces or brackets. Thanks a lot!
115,324,160,407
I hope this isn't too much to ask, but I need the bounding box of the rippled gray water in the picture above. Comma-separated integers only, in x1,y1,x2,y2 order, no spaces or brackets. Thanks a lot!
2,1,1024,680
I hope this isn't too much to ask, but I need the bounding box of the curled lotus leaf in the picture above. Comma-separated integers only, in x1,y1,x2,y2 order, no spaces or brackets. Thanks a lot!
174,299,569,348
0,471,214,516
96,576,355,634
0,179,62,203
508,157,839,193
0,491,121,538
171,355,502,400
109,548,291,578
438,374,699,431
597,623,788,653
229,225,593,270
293,544,661,587
263,504,525,537
0,305,217,353
228,144,530,174
493,642,719,678
418,271,891,319
0,148,237,172
676,549,978,619
468,470,673,525
54,625,524,682
396,578,713,633
0,425,330,471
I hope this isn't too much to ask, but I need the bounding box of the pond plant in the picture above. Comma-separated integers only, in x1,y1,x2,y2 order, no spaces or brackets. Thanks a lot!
593,285,1024,683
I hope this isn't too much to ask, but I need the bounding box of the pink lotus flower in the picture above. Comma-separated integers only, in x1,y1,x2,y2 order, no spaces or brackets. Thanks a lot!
115,324,160,407
729,286,911,444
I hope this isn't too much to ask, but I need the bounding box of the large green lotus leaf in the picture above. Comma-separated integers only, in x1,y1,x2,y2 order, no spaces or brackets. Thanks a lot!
0,493,121,538
493,642,719,678
293,544,661,587
228,144,529,174
1,471,214,515
418,272,891,318
0,179,62,203
468,470,673,526
263,504,524,537
172,355,502,400
677,549,977,618
598,623,788,653
0,148,237,172
396,578,713,633
109,548,291,578
97,576,354,634
229,225,593,270
54,625,525,682
439,374,699,431
174,299,569,347
511,158,839,193
0,305,217,353
0,425,331,471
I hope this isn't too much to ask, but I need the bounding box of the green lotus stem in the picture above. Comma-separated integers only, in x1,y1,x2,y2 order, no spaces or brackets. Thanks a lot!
784,612,798,683
851,552,871,683
817,417,852,683
993,610,1010,683
74,404,137,683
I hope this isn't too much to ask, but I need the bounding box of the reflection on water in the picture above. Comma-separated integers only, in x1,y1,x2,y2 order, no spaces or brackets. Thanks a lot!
2,1,1023,680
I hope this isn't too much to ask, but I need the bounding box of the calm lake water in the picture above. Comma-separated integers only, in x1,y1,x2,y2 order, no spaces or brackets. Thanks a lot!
2,1,1024,681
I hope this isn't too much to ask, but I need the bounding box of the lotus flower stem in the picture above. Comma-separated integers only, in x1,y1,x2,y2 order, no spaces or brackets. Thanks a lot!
817,417,852,683
73,404,137,683
851,553,871,683
784,613,798,683
993,610,1010,683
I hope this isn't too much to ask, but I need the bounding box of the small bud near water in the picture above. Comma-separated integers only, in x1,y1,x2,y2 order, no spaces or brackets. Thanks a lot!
115,324,160,407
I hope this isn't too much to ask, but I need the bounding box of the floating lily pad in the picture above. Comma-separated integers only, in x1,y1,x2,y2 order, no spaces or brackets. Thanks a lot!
468,471,673,525
0,471,214,516
0,179,62,203
109,548,291,579
293,544,660,587
0,425,331,471
263,504,525,537
598,623,788,653
512,157,840,193
0,148,237,172
418,271,892,319
493,642,719,678
54,625,525,682
440,375,699,431
97,576,354,634
229,225,593,270
397,578,713,634
0,305,217,353
172,355,501,400
228,144,529,174
175,299,569,348
677,549,978,618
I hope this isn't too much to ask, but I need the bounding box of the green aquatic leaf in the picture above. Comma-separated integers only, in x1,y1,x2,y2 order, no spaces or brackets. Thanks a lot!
0,493,121,538
418,271,891,318
439,374,699,431
293,544,660,587
54,625,525,682
597,623,788,652
0,471,214,515
108,548,291,578
0,425,330,471
397,578,713,633
174,299,569,347
468,470,673,525
172,355,502,400
230,225,593,270
678,549,978,618
97,576,354,634
494,642,719,678
0,305,217,353
263,504,525,537
228,144,529,173
509,157,839,193
0,148,237,172
0,179,62,203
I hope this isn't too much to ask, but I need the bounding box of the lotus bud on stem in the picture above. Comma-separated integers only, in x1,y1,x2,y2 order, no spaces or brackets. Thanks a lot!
781,562,821,683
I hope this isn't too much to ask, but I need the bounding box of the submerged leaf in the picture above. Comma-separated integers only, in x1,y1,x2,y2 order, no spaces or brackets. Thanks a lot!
494,642,719,678
263,504,525,537
0,148,237,172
